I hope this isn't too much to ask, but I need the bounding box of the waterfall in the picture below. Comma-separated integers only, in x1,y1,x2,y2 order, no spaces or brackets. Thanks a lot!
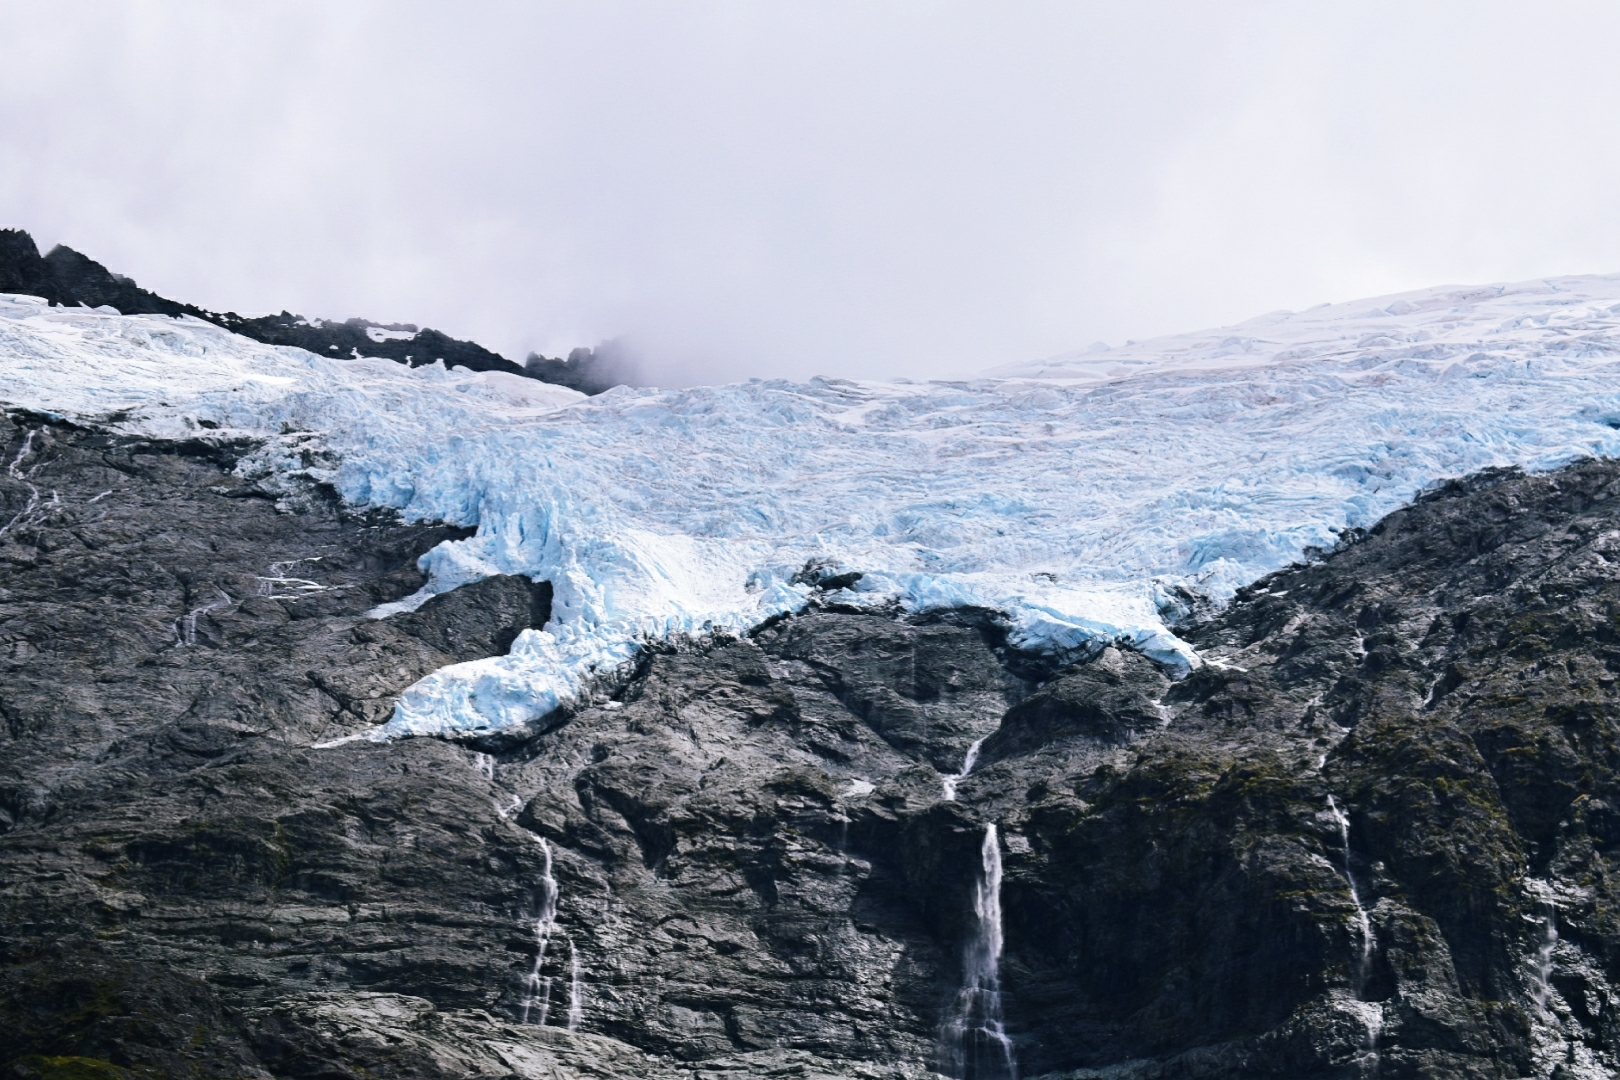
468,752,523,818
254,557,337,599
0,429,60,542
1523,887,1572,1074
567,937,584,1031
1326,796,1375,985
1327,796,1380,1075
1531,903,1557,1018
517,836,588,1031
519,837,560,1025
941,823,1017,1080
174,588,235,647
943,736,989,801
1520,888,1620,1078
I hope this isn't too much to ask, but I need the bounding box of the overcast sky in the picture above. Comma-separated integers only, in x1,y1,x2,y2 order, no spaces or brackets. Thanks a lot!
3,2,1619,385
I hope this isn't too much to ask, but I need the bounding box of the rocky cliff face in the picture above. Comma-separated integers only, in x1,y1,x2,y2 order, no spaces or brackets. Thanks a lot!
4,408,1620,1079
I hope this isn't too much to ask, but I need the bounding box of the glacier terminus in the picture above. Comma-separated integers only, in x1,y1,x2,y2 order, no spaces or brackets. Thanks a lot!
4,274,1620,742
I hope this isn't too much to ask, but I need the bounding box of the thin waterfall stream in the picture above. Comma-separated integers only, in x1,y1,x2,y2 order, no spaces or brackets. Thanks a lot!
475,751,587,1031
1525,892,1569,1072
1327,795,1381,1075
1326,796,1375,986
520,837,561,1025
942,823,1017,1080
943,736,989,802
568,938,584,1031
1531,902,1558,1019
937,735,1017,1078
1520,884,1619,1078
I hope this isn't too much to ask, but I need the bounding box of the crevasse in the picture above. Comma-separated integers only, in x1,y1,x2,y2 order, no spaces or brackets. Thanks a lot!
5,274,1620,740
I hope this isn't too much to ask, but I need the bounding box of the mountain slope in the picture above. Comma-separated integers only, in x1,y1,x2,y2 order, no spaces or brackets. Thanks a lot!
0,228,634,388
3,411,1620,1077
7,265,1620,1078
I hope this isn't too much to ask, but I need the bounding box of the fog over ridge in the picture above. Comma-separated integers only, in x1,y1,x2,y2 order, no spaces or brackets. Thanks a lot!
3,2,1620,387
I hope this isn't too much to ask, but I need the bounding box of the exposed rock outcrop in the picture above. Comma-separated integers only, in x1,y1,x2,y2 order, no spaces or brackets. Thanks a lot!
0,229,627,386
0,228,194,319
4,410,1620,1078
523,343,639,396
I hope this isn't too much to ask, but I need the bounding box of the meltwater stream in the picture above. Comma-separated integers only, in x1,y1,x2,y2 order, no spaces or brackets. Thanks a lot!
519,838,561,1026
1326,796,1375,987
941,824,1018,1080
1327,796,1382,1076
471,751,586,1031
568,939,584,1032
942,737,989,802
519,837,583,1030
938,735,1017,1076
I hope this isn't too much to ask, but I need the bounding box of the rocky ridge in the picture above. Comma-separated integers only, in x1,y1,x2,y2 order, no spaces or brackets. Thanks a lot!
3,409,1620,1079
0,229,632,389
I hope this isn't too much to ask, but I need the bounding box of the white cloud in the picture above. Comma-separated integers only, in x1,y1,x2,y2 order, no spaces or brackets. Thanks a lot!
2,1,1618,385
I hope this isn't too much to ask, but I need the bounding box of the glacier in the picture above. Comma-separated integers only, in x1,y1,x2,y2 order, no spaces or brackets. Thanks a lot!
4,274,1620,740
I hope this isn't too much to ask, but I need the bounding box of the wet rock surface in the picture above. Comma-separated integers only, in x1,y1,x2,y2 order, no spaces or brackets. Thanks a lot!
5,411,1620,1078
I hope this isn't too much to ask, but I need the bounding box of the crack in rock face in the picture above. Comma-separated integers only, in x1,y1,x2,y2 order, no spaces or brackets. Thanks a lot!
8,410,1620,1079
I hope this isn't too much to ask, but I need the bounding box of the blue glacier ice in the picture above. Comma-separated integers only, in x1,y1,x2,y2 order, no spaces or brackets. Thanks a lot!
4,273,1620,740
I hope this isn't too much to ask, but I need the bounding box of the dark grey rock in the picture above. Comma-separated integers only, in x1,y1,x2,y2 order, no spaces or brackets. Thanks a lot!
979,646,1168,763
0,228,579,383
523,342,641,395
6,411,1620,1079
391,574,552,663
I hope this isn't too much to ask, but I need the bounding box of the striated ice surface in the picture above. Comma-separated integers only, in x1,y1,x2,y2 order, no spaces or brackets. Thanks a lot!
5,275,1620,740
